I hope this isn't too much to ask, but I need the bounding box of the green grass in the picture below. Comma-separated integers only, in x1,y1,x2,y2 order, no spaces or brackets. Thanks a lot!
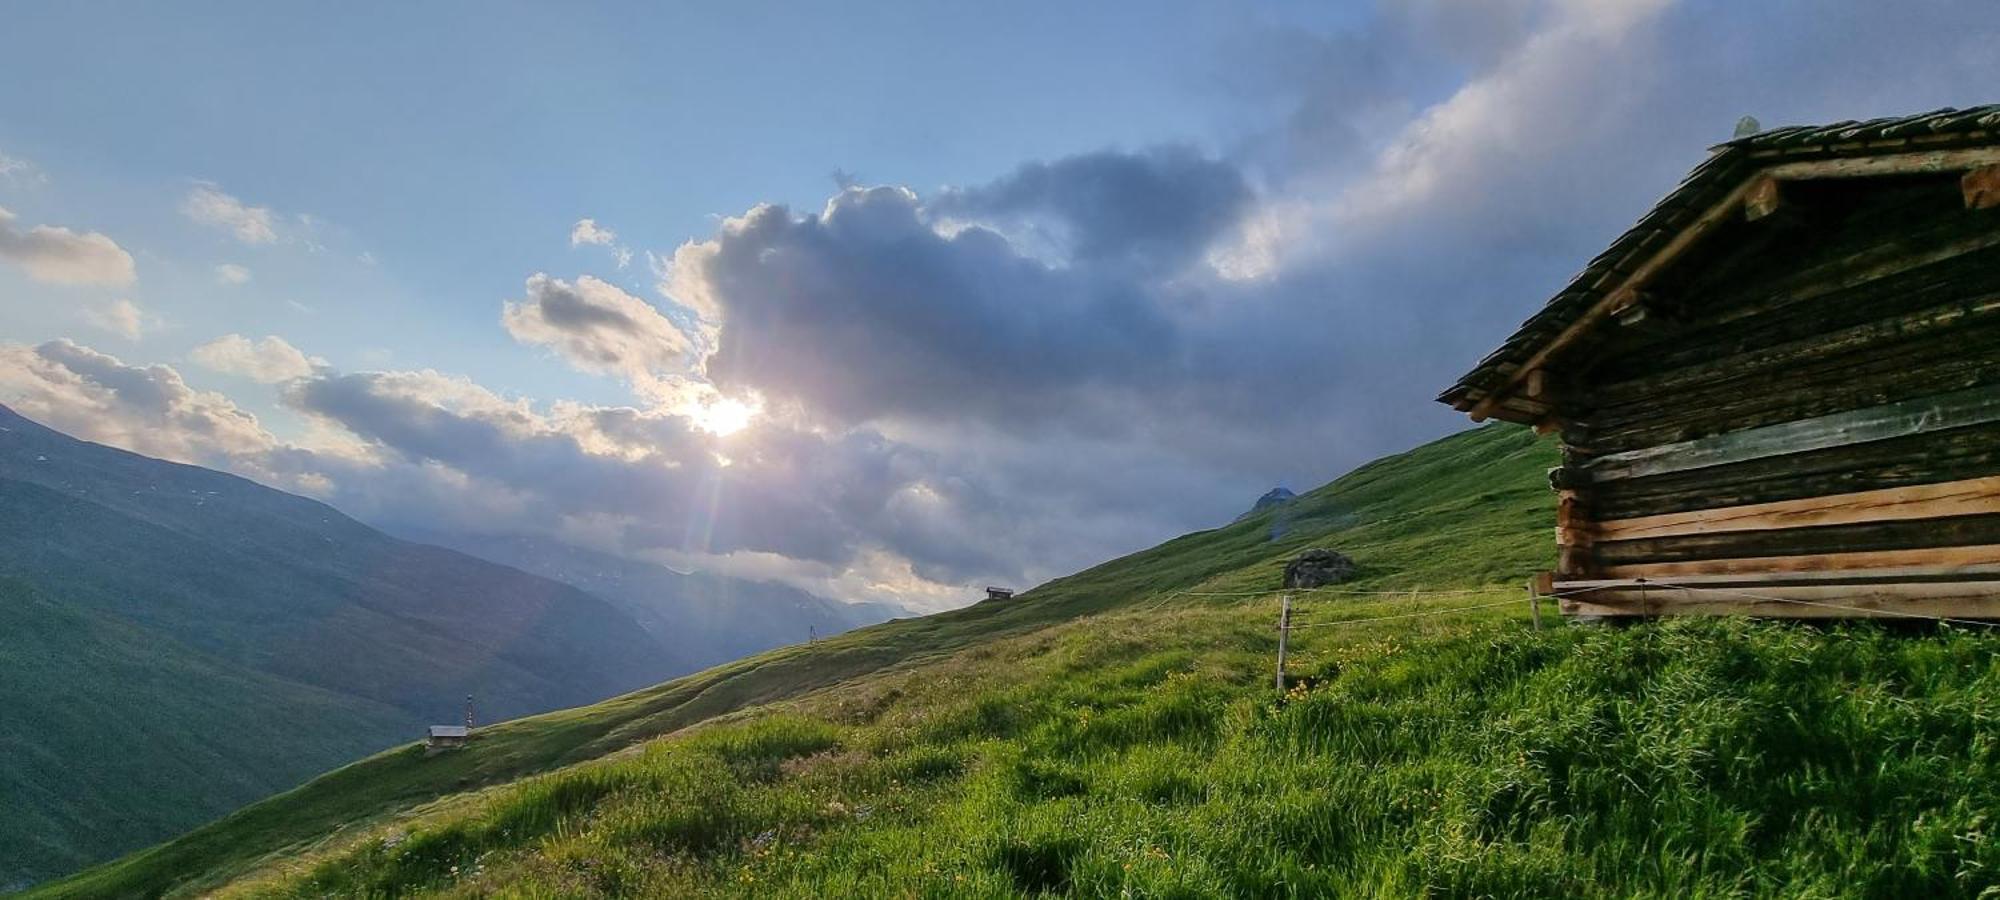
35,423,2000,897
238,609,2000,899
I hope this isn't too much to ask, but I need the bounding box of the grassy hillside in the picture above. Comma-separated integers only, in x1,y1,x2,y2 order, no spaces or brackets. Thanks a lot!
0,580,406,889
38,424,2000,897
0,404,685,887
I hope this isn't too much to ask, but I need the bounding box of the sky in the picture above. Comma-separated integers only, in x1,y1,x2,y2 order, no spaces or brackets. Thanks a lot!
1,1,1996,611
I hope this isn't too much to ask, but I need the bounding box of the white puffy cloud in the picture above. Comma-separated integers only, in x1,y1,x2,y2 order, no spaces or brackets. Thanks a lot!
502,273,694,388
181,182,277,244
570,218,616,246
0,206,136,286
81,299,152,340
190,334,322,383
0,340,279,472
214,263,252,284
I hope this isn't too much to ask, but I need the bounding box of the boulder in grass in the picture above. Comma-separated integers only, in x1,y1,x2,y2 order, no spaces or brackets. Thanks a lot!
1283,548,1356,589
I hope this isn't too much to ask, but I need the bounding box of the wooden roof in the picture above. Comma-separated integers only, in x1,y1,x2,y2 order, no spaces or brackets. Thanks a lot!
1439,104,2000,425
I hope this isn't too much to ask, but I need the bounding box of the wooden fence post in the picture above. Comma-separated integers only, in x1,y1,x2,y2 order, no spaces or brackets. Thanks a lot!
1275,593,1292,694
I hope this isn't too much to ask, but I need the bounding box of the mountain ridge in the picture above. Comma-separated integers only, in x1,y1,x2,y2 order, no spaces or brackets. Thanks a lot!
0,404,681,886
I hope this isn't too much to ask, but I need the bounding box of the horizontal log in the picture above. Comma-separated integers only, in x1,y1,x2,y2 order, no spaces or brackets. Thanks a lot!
1558,562,2000,590
1586,331,2000,451
1559,580,2000,619
1596,514,2000,566
1586,289,2000,419
1596,543,2000,580
1589,420,2000,519
1593,474,2000,542
1763,147,2000,181
1582,386,2000,482
1584,205,2000,387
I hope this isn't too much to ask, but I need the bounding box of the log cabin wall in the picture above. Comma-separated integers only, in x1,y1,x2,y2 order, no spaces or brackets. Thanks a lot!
1544,175,2000,612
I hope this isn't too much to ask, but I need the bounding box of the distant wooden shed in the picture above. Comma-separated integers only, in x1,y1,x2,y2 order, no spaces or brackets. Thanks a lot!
426,725,469,749
1440,105,2000,619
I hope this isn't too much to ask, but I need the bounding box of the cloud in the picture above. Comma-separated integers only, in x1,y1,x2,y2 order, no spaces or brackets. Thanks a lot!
82,299,152,340
181,182,277,244
932,146,1253,272
0,151,43,186
0,206,137,286
663,181,1188,427
502,273,694,389
570,218,633,268
0,340,279,471
214,263,252,284
190,334,322,383
570,218,616,246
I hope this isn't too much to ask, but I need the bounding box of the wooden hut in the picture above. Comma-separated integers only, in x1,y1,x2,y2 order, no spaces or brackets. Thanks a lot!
1439,105,2000,619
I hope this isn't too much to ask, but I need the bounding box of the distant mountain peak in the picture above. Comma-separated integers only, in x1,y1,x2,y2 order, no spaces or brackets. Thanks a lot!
1236,486,1297,522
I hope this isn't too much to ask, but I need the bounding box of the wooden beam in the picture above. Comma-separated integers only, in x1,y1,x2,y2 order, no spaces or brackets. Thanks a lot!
1558,562,2000,591
1581,386,2000,482
1593,474,2000,542
1524,368,1548,399
1762,147,2000,182
1743,176,1782,221
1560,580,2000,619
1462,147,2000,422
1596,543,2000,580
1965,165,2000,210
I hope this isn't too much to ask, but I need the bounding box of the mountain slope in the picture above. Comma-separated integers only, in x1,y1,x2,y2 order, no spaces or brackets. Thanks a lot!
0,405,682,887
32,422,1558,897
0,579,407,891
49,423,1999,897
406,532,905,671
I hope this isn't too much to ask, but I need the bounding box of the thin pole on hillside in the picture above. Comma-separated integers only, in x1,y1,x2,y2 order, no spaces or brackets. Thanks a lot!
1275,593,1292,693
1528,578,1543,631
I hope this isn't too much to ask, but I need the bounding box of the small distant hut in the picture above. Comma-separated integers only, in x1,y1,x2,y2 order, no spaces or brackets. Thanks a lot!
1439,105,2000,619
985,587,1015,602
426,695,476,750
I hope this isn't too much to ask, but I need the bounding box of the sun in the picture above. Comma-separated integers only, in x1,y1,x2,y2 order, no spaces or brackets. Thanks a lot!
689,397,757,436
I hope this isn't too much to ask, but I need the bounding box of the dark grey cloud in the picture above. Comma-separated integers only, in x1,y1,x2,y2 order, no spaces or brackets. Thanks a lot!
932,147,1253,271
679,183,1184,426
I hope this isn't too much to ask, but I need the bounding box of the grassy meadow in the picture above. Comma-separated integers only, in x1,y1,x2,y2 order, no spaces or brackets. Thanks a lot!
32,424,2000,898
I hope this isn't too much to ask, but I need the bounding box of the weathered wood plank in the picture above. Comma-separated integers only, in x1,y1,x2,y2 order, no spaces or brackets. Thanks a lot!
1594,474,2000,541
1744,176,1782,221
1559,580,2000,619
1580,190,1998,388
1582,386,2000,482
1964,165,2000,210
1763,147,2000,181
1586,290,2000,414
1592,420,2000,519
1596,543,2000,580
1584,330,2000,452
1558,562,2000,590
1597,514,2000,566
